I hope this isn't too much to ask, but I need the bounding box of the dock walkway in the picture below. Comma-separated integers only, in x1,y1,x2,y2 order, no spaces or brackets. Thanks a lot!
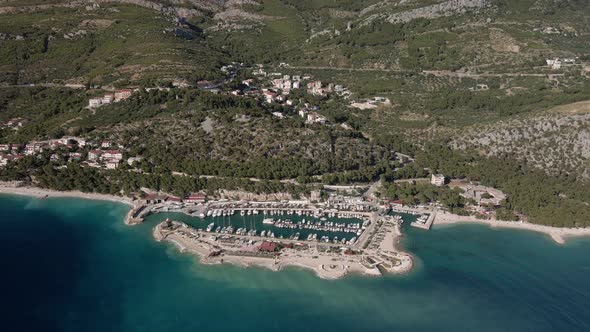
410,213,435,230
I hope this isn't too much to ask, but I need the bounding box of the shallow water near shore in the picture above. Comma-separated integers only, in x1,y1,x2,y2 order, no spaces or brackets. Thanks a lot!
2,194,590,332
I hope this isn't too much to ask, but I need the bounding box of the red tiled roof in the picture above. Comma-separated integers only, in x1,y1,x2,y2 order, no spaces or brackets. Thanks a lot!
186,193,206,200
259,241,277,252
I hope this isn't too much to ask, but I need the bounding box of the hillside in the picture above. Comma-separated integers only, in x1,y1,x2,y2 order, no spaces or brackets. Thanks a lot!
0,0,589,227
451,101,590,179
0,1,226,85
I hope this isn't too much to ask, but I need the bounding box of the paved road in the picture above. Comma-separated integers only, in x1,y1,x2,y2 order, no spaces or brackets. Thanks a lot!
276,66,557,78
0,83,86,89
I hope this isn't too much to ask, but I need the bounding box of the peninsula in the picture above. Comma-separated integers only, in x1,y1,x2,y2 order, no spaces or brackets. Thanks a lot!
150,202,412,279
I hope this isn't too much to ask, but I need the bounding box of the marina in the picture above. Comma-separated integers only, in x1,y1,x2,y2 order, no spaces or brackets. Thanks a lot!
147,210,368,245
151,203,412,279
142,201,376,245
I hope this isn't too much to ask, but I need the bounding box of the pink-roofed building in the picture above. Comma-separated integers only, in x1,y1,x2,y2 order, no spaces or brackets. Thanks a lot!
259,241,277,252
1,154,24,166
165,196,182,204
5,118,28,128
24,143,44,156
185,193,206,203
102,150,123,161
144,194,167,204
68,152,82,161
114,89,133,101
263,90,277,103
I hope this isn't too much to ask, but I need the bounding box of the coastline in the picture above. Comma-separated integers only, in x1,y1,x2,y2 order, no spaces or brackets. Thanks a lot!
432,211,590,244
0,184,138,224
0,185,135,207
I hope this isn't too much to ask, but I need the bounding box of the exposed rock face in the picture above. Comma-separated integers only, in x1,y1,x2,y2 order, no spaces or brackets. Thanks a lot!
362,0,491,25
0,0,240,18
213,7,272,22
93,0,204,18
451,109,590,179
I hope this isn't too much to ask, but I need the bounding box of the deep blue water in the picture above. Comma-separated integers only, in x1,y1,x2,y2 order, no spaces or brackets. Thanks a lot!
1,194,590,332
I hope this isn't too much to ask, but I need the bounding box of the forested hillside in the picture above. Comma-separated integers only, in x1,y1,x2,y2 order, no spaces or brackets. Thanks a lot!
1,0,589,227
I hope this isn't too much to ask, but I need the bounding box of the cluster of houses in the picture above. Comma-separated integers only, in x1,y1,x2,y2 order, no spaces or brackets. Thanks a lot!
298,107,327,124
546,57,576,70
88,89,134,108
245,67,351,102
229,68,354,125
88,147,124,169
1,118,28,130
0,137,131,170
0,144,24,167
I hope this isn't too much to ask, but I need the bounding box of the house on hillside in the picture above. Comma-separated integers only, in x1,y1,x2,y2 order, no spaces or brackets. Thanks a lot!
88,150,103,161
114,89,133,101
88,98,102,108
102,150,123,161
431,174,446,186
102,94,114,104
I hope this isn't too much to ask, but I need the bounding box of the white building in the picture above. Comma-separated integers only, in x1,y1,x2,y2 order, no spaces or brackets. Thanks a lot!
102,94,114,104
127,156,143,166
88,150,103,161
431,174,446,186
105,161,119,169
102,150,123,161
88,98,102,108
306,112,326,124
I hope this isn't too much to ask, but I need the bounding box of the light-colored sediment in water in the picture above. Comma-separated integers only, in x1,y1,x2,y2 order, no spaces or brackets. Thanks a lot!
0,183,138,224
433,211,590,244
0,184,134,206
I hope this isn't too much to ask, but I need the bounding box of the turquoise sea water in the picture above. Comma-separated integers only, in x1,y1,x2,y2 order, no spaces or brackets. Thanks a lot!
2,194,590,332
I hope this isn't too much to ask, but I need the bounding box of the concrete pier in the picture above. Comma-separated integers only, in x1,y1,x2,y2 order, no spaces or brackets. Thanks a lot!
410,212,435,230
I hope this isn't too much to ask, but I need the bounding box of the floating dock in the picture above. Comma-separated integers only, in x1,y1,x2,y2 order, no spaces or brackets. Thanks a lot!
410,213,435,230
